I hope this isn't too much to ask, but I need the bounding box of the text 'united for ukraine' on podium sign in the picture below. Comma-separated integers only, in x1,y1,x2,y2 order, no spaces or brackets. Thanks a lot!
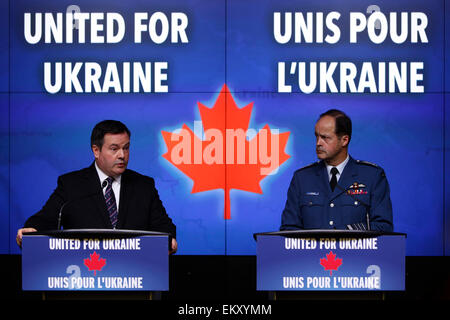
256,231,405,291
22,234,168,291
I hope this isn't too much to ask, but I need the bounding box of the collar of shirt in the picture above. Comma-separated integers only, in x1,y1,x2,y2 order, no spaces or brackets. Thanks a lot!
94,161,122,187
326,154,350,182
94,162,122,211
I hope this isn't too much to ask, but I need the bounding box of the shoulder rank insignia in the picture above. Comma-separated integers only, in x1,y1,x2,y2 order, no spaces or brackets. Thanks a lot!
355,160,379,168
297,161,320,172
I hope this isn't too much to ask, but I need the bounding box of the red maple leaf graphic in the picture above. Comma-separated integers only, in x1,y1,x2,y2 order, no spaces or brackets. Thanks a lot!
320,251,343,276
161,84,290,219
83,251,106,276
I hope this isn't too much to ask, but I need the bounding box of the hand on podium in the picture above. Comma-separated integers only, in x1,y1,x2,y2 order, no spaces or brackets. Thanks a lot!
170,238,178,254
16,228,37,247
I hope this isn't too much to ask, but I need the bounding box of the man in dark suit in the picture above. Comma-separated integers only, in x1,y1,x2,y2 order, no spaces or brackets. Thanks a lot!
16,120,177,253
280,109,393,232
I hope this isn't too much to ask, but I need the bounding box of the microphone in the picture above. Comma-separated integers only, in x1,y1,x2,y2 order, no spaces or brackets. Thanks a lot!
333,182,371,231
57,181,108,230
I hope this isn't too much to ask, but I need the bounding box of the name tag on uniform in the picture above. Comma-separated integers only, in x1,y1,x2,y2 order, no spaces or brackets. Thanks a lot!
305,192,319,196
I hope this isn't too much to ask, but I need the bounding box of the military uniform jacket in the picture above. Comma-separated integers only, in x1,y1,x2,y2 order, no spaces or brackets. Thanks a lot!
280,156,393,232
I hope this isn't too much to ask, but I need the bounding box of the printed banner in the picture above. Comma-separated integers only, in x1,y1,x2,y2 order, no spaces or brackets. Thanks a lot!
256,234,405,291
2,0,447,257
22,235,168,291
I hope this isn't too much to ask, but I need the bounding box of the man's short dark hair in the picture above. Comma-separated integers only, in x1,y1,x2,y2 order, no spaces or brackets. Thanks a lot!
319,109,352,142
91,120,131,149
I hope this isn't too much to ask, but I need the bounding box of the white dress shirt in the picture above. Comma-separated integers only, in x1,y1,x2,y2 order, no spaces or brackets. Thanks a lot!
326,154,350,183
95,162,121,211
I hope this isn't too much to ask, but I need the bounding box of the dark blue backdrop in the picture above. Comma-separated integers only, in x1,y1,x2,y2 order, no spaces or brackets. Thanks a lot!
1,0,448,256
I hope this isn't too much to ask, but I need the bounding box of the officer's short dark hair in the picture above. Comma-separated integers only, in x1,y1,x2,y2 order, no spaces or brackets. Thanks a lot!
91,120,131,149
319,109,352,142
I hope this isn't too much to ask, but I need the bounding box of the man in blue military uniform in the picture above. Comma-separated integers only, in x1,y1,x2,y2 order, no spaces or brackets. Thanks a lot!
280,109,393,231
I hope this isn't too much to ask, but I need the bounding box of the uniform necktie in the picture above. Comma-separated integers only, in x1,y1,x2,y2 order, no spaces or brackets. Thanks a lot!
330,167,338,192
104,177,118,228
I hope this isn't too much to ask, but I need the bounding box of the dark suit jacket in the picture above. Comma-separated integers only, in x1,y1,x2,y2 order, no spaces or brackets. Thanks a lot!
24,163,176,237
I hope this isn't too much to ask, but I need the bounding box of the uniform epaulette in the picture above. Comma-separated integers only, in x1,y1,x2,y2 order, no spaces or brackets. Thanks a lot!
355,160,379,168
296,161,320,172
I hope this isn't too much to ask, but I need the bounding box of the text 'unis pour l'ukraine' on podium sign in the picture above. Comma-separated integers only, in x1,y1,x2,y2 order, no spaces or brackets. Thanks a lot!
255,230,406,291
22,229,169,291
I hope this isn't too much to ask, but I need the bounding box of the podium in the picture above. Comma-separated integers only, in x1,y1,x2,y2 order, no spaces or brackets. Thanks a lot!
22,229,170,300
254,230,406,300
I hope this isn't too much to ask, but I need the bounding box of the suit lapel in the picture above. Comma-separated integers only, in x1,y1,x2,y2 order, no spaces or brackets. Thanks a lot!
337,156,358,192
318,156,359,201
329,156,358,202
315,161,331,195
117,170,132,229
84,162,113,228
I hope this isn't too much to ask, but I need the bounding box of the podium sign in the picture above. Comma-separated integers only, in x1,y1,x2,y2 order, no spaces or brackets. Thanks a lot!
256,230,405,291
22,230,169,291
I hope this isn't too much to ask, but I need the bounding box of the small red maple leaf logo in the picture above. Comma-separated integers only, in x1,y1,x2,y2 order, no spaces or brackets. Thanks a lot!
161,84,290,219
83,251,106,276
320,251,342,276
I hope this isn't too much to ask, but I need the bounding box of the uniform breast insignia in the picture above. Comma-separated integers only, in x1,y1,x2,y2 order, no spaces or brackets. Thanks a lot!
347,182,368,195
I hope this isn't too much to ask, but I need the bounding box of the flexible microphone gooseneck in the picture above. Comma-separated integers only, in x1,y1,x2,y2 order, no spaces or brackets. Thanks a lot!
57,180,108,230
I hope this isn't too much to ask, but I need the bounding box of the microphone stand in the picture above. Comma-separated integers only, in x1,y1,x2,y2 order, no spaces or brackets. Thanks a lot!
57,180,108,230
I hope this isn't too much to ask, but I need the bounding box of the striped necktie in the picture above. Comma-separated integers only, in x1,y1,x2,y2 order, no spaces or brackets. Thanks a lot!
104,177,118,228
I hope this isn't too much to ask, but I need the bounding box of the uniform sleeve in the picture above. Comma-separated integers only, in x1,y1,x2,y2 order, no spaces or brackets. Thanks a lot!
280,173,303,230
369,169,394,232
24,176,67,231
